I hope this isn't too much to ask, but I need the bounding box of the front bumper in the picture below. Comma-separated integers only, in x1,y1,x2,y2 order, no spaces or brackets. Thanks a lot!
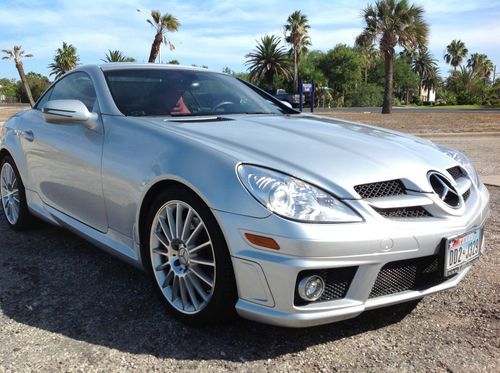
212,183,490,328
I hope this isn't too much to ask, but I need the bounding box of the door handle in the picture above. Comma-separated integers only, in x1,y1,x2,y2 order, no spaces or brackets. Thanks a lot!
19,130,34,142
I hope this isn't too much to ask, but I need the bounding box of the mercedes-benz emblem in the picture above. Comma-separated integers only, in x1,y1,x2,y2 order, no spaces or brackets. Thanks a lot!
428,172,461,208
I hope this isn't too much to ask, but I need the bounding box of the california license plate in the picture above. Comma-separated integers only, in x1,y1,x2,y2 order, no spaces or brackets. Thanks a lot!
444,228,481,277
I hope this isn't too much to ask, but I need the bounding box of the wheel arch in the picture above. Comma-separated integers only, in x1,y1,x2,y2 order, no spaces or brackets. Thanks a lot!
137,178,213,246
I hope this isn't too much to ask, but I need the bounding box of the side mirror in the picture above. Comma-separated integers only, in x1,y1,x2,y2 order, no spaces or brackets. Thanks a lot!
280,100,293,109
42,100,96,129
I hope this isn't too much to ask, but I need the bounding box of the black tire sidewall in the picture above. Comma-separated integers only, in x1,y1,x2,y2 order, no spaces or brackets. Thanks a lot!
142,185,237,325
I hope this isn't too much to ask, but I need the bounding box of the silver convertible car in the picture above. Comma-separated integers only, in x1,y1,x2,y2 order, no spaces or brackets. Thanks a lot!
0,64,490,327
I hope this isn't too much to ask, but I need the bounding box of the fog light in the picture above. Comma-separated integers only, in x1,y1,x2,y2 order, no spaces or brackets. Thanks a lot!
298,275,325,301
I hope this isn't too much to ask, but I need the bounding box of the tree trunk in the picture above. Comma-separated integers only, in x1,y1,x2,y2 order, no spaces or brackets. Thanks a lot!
382,50,393,114
148,31,163,63
16,61,34,107
293,49,298,93
365,66,368,85
427,86,431,102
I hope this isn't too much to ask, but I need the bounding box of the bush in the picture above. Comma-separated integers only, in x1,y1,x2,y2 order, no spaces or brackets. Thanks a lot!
413,95,422,106
456,91,482,105
436,90,457,105
345,84,383,107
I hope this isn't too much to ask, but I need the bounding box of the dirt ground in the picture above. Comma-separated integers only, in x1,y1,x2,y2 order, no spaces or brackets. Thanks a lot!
0,109,499,372
321,112,500,134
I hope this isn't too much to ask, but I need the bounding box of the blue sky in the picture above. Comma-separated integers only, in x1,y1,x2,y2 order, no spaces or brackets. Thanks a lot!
1,0,499,81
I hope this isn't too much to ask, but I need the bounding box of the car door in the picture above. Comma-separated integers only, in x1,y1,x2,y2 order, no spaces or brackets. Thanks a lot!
23,72,107,232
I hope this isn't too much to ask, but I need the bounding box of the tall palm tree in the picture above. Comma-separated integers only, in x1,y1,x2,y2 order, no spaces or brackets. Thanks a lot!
467,53,494,83
102,50,136,63
356,0,429,114
147,10,180,63
48,42,79,79
1,46,35,107
284,10,311,92
411,49,438,95
444,39,468,72
245,35,291,88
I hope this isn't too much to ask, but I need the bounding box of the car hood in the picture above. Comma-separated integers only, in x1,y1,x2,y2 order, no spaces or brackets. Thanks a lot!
145,114,456,199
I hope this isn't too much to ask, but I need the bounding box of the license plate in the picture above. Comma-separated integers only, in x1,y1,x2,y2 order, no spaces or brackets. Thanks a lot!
444,228,481,277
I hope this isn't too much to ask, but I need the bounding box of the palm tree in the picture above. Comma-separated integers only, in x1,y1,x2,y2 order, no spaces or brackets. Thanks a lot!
1,46,35,107
358,45,379,84
467,53,494,83
245,35,291,88
356,0,429,114
102,50,136,62
147,10,180,63
48,42,79,79
411,49,438,96
284,10,311,92
422,66,439,101
444,39,468,72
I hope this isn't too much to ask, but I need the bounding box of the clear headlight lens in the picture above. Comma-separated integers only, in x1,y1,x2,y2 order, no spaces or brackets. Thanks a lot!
436,144,480,186
237,165,362,223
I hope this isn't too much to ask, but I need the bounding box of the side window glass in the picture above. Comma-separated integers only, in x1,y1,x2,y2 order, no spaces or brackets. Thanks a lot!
50,72,97,111
35,87,53,109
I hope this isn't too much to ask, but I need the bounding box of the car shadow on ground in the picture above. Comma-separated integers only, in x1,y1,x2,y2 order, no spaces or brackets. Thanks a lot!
0,216,419,362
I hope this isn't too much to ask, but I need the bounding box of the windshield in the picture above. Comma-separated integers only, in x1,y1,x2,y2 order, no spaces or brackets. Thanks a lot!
104,68,292,117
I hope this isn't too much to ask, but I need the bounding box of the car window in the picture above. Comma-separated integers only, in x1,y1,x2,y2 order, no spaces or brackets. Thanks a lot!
104,69,294,117
35,86,53,109
50,72,97,111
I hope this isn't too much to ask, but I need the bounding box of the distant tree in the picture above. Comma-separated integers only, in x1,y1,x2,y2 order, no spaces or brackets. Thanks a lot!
446,65,485,104
411,49,438,94
191,64,208,69
167,59,180,65
444,39,468,71
0,78,17,100
245,35,291,88
284,10,311,92
102,50,135,62
318,44,363,97
298,50,327,87
48,42,80,78
16,72,50,103
356,0,429,113
357,45,380,84
2,46,35,106
422,66,439,101
147,10,180,63
467,53,494,83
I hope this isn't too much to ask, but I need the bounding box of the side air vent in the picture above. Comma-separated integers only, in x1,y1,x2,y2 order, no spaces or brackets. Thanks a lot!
354,179,406,199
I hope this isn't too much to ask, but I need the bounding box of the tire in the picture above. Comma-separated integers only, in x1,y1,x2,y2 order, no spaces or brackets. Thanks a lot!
0,155,34,230
143,185,237,325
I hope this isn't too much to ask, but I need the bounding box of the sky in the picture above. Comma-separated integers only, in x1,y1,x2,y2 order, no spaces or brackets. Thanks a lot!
0,0,499,81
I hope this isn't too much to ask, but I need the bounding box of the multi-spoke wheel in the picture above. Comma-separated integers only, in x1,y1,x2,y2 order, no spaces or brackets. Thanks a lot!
0,156,33,230
144,186,237,324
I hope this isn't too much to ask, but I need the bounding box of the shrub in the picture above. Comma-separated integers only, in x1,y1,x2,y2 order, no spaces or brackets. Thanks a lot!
345,84,383,107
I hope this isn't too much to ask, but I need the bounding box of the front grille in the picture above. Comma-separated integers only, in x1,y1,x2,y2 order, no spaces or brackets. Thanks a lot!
374,206,432,218
447,166,464,180
369,255,446,298
354,179,406,199
295,267,358,306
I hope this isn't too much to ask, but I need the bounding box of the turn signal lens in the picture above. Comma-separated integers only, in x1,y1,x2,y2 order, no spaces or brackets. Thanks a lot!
244,233,280,250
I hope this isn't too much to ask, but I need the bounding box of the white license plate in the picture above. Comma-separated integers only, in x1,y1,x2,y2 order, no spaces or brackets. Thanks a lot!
444,228,482,277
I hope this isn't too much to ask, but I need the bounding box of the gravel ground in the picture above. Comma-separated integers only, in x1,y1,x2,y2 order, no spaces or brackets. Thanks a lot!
1,111,499,372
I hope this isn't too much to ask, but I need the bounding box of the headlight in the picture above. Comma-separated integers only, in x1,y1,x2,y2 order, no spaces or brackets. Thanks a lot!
436,144,480,186
237,165,362,223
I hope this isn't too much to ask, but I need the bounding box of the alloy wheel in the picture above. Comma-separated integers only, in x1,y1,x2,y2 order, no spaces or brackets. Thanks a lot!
149,200,216,314
1,162,20,225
